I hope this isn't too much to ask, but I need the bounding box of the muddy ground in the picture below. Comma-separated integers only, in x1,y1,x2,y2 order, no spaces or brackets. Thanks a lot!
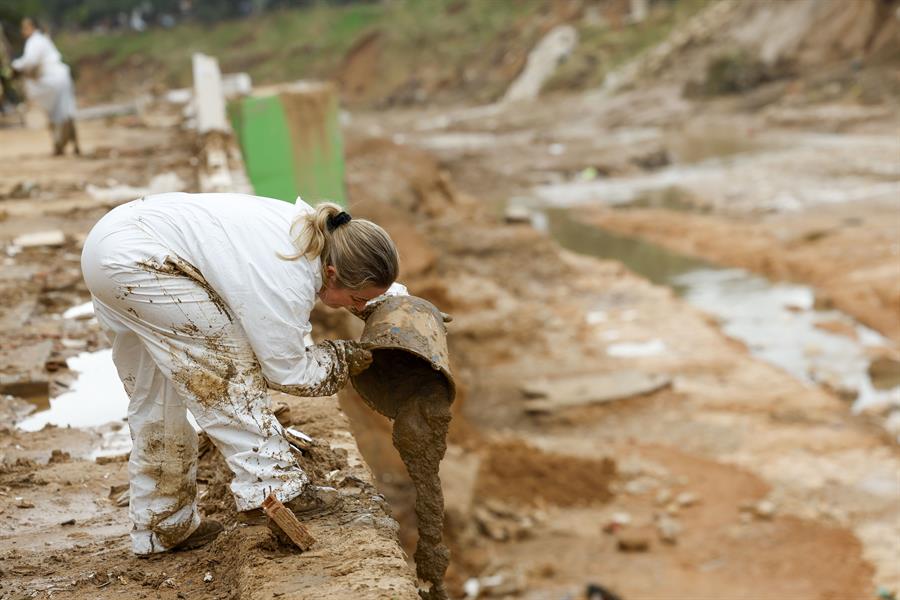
3,31,900,600
0,117,419,600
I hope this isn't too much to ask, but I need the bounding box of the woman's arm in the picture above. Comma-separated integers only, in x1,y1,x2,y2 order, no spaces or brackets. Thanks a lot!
11,35,43,74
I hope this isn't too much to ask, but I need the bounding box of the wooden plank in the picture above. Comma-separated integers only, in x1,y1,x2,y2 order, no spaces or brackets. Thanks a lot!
262,494,316,551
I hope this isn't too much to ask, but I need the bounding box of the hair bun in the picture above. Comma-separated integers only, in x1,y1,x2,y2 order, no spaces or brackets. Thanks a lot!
327,211,352,232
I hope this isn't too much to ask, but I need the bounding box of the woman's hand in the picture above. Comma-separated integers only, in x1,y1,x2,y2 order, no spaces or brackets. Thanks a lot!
346,343,373,376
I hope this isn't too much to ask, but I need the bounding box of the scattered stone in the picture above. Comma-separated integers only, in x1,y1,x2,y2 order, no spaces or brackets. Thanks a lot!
676,491,699,507
656,515,681,544
12,230,66,248
753,500,776,519
60,519,76,526
96,453,129,465
616,531,650,553
108,483,130,507
48,449,70,464
624,477,658,495
504,205,533,225
9,180,39,198
655,488,672,506
203,572,213,583
869,356,900,391
602,512,632,534
15,499,34,509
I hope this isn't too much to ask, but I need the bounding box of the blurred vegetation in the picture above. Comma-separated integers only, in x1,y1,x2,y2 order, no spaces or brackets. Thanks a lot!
4,0,717,106
545,0,712,92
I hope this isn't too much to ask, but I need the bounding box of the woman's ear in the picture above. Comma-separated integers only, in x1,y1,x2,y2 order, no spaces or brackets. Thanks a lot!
324,265,338,284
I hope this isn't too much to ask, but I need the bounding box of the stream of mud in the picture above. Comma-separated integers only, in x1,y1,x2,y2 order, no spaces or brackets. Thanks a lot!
392,390,452,600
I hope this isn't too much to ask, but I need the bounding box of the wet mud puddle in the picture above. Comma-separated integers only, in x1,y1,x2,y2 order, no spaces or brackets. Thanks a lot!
13,348,134,459
543,209,900,421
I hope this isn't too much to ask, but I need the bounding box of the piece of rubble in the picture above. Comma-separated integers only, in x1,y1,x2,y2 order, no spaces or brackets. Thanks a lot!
95,453,128,465
203,572,213,583
48,449,70,464
656,515,681,544
616,531,650,552
15,499,34,509
624,477,658,495
602,512,632,534
12,230,65,248
753,500,776,519
108,483,130,507
504,206,533,225
655,488,672,505
676,491,699,507
521,371,671,413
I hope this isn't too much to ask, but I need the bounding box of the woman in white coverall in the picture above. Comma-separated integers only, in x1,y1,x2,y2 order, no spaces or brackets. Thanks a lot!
81,193,404,554
12,17,79,155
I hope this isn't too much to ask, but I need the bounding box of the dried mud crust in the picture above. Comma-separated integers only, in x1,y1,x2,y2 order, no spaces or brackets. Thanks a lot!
475,439,617,508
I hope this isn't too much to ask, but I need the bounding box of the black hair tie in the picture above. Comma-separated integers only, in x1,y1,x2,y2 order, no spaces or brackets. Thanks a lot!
327,211,352,232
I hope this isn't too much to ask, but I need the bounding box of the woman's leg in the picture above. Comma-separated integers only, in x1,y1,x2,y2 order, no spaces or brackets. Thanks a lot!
95,302,201,554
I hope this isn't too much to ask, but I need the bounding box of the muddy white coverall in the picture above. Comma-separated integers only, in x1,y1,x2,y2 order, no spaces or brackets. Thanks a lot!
81,193,405,554
12,31,75,124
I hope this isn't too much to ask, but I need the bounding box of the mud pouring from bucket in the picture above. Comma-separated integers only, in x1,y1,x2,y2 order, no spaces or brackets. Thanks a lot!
351,296,455,600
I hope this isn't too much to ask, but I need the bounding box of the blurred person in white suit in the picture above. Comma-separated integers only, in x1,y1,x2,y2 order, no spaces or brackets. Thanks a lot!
12,17,80,155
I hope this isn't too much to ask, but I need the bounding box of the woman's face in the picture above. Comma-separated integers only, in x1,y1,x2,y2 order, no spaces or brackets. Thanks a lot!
318,267,388,311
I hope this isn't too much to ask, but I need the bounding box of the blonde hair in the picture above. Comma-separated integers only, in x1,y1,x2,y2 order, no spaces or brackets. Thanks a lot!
284,202,399,290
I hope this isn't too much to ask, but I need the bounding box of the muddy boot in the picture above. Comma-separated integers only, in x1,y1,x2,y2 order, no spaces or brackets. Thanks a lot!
237,485,342,525
171,519,223,552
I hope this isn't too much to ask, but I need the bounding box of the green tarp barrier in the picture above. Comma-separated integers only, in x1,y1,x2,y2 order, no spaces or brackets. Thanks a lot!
230,86,346,206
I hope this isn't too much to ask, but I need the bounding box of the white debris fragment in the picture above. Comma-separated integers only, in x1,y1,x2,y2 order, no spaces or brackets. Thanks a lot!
607,339,667,358
676,491,699,507
586,311,608,325
656,515,681,544
754,499,777,519
12,230,65,248
203,572,213,583
63,302,95,320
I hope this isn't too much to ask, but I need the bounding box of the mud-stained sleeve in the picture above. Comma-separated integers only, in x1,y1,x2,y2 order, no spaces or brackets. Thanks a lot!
349,281,409,321
265,340,354,397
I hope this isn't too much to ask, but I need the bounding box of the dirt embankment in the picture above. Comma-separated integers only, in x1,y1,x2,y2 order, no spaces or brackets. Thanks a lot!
330,135,899,598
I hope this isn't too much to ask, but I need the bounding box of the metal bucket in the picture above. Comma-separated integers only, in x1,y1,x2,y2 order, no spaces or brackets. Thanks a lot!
350,295,455,419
